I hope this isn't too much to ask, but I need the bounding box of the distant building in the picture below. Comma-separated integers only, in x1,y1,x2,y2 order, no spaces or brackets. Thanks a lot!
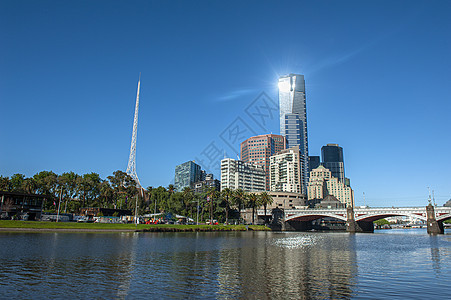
307,165,354,207
192,174,220,194
278,74,309,192
321,144,345,183
269,146,304,194
260,191,307,210
174,161,202,192
444,199,451,207
241,191,307,224
308,156,320,172
315,195,344,209
0,191,45,220
240,134,285,190
307,165,331,201
220,158,265,192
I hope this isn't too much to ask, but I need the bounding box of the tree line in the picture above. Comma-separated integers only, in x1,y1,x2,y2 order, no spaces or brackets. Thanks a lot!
0,171,273,224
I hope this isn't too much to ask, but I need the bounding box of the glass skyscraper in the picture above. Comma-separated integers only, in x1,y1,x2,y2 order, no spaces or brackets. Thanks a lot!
321,144,345,183
174,161,202,192
278,74,309,192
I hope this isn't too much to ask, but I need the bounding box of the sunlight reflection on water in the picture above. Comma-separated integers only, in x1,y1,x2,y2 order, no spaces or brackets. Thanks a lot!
271,233,321,249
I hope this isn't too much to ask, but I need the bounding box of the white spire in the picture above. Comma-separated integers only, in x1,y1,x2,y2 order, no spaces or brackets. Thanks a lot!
126,74,141,187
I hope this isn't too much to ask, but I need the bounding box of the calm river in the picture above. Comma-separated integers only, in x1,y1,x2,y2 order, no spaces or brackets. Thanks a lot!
0,229,450,299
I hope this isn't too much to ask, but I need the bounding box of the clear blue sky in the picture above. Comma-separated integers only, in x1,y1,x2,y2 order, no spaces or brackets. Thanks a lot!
1,0,450,207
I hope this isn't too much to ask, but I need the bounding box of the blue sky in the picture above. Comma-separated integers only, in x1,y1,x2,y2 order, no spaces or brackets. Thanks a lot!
1,0,450,206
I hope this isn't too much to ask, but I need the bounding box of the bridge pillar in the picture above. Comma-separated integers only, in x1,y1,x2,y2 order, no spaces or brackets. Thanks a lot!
426,204,444,234
346,206,374,233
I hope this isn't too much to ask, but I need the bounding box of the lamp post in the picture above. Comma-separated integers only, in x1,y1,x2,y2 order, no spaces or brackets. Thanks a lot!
56,186,63,222
134,193,139,226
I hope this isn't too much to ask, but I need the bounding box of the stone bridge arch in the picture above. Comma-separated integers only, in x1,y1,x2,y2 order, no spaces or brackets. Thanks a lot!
286,212,347,222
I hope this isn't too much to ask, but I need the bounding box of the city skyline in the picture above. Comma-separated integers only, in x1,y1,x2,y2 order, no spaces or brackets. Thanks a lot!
1,1,450,207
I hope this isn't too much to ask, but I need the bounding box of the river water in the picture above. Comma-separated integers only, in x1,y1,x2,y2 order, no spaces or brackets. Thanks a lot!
0,229,449,299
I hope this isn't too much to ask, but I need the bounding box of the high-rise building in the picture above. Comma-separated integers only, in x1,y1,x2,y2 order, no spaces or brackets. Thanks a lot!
220,158,266,192
321,144,345,183
307,165,353,207
174,161,202,192
240,134,285,190
269,146,304,194
308,156,320,172
278,74,309,192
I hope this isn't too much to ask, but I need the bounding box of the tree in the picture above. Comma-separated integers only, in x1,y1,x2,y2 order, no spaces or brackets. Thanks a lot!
100,180,114,208
22,177,37,194
374,219,390,226
247,193,260,224
206,186,218,223
168,184,175,195
33,171,58,210
259,192,273,224
232,189,247,223
59,172,79,212
0,176,11,191
10,173,25,192
182,187,193,216
221,188,233,224
107,170,137,209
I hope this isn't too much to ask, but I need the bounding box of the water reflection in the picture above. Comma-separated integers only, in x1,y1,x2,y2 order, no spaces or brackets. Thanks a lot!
0,230,450,299
229,232,358,299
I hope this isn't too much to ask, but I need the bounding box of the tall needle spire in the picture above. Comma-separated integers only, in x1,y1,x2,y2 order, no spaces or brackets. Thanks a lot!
126,74,141,187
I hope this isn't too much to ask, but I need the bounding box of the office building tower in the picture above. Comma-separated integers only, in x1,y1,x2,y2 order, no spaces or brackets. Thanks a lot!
174,160,202,192
269,146,304,194
308,156,320,172
307,165,353,207
278,74,309,192
240,134,285,190
321,144,345,182
220,158,266,192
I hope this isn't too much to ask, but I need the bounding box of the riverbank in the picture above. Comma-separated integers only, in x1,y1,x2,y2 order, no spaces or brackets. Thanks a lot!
0,220,270,232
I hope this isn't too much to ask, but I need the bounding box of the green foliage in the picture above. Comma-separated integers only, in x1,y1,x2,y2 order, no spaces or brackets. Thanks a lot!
374,219,390,226
1,170,281,225
0,176,12,191
10,173,25,192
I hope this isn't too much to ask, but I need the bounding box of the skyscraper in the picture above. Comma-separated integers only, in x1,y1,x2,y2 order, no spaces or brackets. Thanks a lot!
278,74,309,192
220,158,266,192
240,134,285,190
174,161,202,192
269,146,304,194
321,144,345,183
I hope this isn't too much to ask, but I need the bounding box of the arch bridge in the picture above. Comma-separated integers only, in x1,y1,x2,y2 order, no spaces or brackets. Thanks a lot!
258,205,451,234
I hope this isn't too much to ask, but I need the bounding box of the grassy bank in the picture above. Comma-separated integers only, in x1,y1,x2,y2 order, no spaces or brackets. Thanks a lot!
0,220,270,232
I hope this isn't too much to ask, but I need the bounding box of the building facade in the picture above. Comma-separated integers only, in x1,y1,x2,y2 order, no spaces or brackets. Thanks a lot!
241,191,307,224
260,191,307,210
321,144,345,183
174,161,202,192
192,174,221,194
269,146,304,194
278,74,309,192
220,158,266,192
0,191,45,220
240,134,285,190
308,156,320,172
307,165,353,207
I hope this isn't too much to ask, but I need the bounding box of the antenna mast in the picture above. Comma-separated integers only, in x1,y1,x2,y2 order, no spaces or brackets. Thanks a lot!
126,74,142,187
